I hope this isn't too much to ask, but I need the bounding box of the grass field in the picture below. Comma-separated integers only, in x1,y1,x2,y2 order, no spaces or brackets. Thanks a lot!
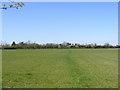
2,49,118,88
0,50,2,89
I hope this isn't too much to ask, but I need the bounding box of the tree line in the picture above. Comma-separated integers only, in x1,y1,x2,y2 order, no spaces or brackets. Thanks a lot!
0,41,120,49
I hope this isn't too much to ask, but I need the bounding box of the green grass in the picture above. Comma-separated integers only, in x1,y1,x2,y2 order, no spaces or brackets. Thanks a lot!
2,49,118,88
0,50,2,89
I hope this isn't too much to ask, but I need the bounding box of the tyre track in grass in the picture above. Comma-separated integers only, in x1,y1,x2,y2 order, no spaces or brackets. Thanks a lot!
62,49,118,88
62,49,92,88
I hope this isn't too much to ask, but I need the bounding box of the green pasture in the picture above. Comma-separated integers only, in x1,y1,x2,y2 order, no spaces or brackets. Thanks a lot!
2,49,118,88
0,50,2,89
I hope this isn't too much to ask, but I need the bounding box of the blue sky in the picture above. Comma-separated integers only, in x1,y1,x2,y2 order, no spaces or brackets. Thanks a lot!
1,2,118,45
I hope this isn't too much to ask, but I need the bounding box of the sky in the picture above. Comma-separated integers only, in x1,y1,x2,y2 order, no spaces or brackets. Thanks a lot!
0,2,2,45
1,0,119,2
1,2,118,45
